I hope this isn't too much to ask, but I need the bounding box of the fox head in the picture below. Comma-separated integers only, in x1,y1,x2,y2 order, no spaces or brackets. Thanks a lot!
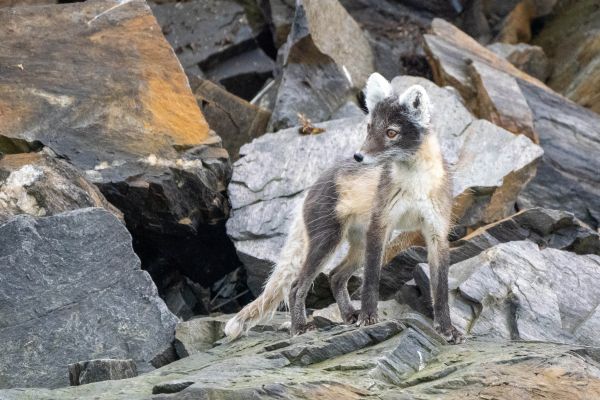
354,73,431,164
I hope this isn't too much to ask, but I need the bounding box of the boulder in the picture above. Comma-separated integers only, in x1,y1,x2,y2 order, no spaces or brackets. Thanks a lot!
417,241,600,345
258,0,296,49
468,60,537,142
0,208,178,389
3,314,600,399
487,42,550,81
424,18,600,230
0,0,238,289
268,0,374,130
532,0,600,114
0,151,122,223
339,0,434,80
386,207,600,303
228,76,542,300
191,78,271,159
68,359,137,386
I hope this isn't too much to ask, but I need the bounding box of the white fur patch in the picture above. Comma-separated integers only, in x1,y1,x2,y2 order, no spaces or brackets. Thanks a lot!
365,72,392,113
398,85,431,128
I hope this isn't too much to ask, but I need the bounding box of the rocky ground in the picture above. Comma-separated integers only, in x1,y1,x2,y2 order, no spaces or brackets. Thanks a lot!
0,0,599,398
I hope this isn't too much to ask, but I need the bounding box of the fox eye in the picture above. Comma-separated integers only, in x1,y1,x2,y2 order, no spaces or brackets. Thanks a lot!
386,129,399,139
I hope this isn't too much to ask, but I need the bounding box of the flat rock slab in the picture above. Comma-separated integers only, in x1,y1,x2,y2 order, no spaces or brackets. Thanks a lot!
418,241,600,345
3,315,600,399
0,151,122,223
68,359,137,386
228,77,542,298
0,208,178,388
0,0,233,283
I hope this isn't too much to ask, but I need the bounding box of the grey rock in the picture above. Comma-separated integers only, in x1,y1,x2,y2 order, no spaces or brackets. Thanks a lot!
174,316,227,358
258,0,296,49
424,18,600,229
0,208,178,388
229,77,542,300
417,241,600,345
4,313,600,399
268,0,374,131
150,0,256,72
68,359,137,386
487,42,550,81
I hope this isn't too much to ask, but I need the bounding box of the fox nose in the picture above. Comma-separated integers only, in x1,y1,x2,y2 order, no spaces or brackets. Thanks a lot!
353,153,364,162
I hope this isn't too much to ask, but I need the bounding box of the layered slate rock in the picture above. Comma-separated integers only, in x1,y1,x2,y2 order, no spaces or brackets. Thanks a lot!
424,18,600,229
0,0,237,287
487,42,549,81
0,208,178,389
533,0,600,113
3,313,600,399
387,207,600,302
228,76,542,298
268,0,374,130
151,0,275,100
0,151,122,223
68,359,137,386
191,77,271,159
418,241,600,345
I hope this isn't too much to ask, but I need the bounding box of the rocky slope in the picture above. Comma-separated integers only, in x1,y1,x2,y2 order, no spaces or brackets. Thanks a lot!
1,0,600,398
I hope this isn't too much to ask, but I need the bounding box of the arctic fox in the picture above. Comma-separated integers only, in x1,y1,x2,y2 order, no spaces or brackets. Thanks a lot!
225,73,464,344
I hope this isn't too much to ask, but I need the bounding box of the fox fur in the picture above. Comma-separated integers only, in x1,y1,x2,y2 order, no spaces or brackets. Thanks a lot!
225,73,464,344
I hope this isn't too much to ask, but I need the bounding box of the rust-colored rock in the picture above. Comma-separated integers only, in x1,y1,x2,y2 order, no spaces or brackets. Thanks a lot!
0,0,237,289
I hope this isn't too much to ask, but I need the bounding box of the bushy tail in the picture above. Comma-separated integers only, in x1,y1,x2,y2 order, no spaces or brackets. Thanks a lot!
224,210,307,339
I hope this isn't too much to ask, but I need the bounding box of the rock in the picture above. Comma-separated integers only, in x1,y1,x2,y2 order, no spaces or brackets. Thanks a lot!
487,42,550,81
388,207,600,303
339,0,434,80
0,0,55,7
191,78,271,159
0,208,178,388
495,0,535,44
516,80,600,230
532,0,600,114
0,151,122,223
150,0,255,72
468,60,538,142
424,18,600,230
258,0,296,49
424,18,546,110
68,359,137,386
174,317,227,358
151,0,275,100
163,275,210,320
268,0,374,130
228,77,542,301
417,241,600,345
0,0,238,290
4,314,600,399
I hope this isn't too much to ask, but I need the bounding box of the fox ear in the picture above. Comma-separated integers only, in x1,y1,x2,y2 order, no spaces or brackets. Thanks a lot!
399,85,431,127
365,73,392,113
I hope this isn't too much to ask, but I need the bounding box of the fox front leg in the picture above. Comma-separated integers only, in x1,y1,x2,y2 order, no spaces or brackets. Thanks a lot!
357,214,386,326
423,227,464,344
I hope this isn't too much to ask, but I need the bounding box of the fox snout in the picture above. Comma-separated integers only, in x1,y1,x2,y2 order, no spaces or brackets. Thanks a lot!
353,153,364,162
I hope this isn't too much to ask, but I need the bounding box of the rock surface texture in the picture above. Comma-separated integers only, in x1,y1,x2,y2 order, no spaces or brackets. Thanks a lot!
418,241,600,345
0,151,122,223
2,311,600,399
228,76,542,298
424,18,600,230
268,0,374,130
0,0,237,288
0,208,178,389
68,359,138,386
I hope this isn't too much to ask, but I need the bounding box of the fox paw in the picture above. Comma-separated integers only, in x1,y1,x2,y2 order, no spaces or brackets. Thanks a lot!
342,309,360,324
435,324,465,344
356,311,378,327
291,321,317,336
